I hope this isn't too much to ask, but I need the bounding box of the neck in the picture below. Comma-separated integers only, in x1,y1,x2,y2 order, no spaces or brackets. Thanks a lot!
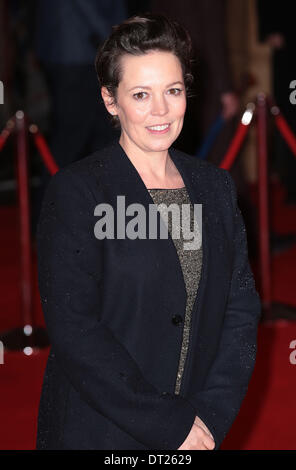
119,133,173,181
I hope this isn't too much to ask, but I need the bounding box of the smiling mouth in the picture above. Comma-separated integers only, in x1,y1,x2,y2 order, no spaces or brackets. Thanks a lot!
146,123,170,132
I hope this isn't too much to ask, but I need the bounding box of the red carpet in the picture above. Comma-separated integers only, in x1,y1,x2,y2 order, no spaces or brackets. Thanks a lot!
221,320,296,450
0,180,296,450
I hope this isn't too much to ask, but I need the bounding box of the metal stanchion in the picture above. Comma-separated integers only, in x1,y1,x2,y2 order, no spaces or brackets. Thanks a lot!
266,104,296,320
17,111,33,329
0,111,49,352
256,94,272,318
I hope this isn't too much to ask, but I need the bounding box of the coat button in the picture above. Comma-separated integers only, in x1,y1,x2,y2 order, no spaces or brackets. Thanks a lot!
171,314,183,325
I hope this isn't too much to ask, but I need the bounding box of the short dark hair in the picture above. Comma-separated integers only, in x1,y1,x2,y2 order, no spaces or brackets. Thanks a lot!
95,13,194,127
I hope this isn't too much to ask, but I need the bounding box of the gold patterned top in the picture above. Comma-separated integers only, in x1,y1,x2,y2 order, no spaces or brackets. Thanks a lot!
147,186,203,395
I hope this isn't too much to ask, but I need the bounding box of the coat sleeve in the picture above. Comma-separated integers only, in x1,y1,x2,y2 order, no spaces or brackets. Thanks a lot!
36,167,196,450
187,170,262,449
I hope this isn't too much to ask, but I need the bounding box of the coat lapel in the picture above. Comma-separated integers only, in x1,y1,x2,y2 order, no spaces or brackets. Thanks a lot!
169,147,210,338
99,141,209,325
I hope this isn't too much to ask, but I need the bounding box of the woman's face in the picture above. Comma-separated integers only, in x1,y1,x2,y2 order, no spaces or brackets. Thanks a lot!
102,50,187,154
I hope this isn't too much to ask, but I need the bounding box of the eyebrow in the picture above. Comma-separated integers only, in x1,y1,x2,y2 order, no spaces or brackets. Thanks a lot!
128,81,184,92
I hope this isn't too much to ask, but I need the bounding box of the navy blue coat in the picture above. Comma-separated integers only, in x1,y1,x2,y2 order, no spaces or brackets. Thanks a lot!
36,141,261,450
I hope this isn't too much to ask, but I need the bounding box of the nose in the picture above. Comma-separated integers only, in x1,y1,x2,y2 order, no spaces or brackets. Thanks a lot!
151,94,168,116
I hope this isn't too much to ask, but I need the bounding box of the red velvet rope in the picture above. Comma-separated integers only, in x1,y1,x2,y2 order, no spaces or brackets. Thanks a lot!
0,118,15,152
29,125,59,175
219,105,254,170
219,122,249,170
274,113,296,156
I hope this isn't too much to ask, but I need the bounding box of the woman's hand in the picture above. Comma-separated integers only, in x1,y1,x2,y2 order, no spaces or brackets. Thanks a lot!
177,416,215,450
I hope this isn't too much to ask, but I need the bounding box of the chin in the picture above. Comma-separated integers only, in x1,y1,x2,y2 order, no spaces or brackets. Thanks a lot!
145,137,175,152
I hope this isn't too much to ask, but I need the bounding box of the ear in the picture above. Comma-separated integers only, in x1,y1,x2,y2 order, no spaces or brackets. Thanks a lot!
101,87,118,116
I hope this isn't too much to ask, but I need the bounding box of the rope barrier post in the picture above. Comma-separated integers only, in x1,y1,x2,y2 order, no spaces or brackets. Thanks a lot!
256,93,272,318
16,110,34,332
0,111,49,352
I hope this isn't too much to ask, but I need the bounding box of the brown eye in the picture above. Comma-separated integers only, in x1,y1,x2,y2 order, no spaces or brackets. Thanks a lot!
168,88,182,95
133,92,148,100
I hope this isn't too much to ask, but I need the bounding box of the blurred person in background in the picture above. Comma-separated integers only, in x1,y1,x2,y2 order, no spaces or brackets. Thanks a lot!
34,0,127,165
32,0,128,235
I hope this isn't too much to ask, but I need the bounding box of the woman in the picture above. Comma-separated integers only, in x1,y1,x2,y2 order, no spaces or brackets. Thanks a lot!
36,14,261,450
